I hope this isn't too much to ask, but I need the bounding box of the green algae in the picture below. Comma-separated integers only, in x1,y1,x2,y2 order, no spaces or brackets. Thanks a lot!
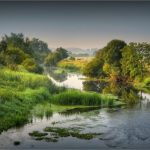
44,126,100,140
29,131,48,137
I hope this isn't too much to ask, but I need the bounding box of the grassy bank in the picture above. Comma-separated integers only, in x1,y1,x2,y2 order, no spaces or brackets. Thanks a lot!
0,68,59,133
0,67,121,133
51,90,119,107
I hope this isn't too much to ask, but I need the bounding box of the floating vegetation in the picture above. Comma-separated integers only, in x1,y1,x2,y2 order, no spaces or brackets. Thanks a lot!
44,126,101,140
29,126,102,142
44,137,58,142
29,131,48,137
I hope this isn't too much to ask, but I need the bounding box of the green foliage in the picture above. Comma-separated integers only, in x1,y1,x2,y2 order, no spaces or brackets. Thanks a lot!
51,89,117,106
0,33,51,74
121,43,148,80
83,40,126,78
28,38,50,63
69,56,75,60
0,68,56,133
83,39,150,81
43,126,98,140
29,131,48,137
144,78,150,86
83,58,104,77
45,47,68,66
102,40,126,67
22,58,43,73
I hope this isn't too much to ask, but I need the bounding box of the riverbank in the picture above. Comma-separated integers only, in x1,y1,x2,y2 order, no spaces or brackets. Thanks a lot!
0,67,56,133
0,67,120,133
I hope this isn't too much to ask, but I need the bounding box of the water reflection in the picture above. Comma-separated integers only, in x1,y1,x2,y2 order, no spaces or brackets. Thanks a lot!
47,70,141,105
47,68,67,82
59,107,100,116
31,103,53,120
83,81,140,105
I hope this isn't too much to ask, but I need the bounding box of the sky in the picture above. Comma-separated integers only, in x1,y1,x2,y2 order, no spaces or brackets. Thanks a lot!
0,1,150,49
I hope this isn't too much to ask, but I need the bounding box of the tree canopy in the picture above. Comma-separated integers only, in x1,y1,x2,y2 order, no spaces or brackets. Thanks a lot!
83,39,150,82
45,47,68,66
0,33,51,73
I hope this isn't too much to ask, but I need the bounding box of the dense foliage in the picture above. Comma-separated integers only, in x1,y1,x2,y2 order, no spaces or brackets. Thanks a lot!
0,33,51,73
0,68,53,133
45,47,68,66
83,39,150,82
51,90,118,106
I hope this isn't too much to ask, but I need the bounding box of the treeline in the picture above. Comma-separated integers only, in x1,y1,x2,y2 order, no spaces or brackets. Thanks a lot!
0,33,51,73
44,47,68,66
83,40,150,82
0,33,68,73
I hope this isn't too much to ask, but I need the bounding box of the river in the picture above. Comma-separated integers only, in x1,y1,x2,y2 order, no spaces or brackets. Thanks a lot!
0,73,150,149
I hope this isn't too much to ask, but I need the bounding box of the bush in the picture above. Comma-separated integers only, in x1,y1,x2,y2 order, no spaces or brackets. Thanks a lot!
22,58,43,74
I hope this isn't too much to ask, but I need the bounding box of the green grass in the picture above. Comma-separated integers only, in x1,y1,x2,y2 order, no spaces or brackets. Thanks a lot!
0,67,57,133
51,90,118,107
0,67,121,133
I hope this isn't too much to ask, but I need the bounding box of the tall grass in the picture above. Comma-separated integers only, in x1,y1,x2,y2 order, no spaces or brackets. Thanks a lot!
0,68,57,133
0,67,120,133
51,90,118,107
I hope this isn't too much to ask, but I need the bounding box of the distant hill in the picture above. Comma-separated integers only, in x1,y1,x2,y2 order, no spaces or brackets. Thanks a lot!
50,47,98,56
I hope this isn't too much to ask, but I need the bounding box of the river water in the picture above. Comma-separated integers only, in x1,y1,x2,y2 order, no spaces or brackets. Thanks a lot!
0,73,150,149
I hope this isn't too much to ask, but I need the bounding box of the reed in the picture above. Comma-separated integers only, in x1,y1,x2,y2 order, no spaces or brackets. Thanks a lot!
51,90,118,107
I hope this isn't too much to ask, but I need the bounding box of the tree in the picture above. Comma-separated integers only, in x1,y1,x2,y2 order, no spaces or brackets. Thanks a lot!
0,40,7,52
102,40,126,68
83,58,104,77
55,47,68,59
83,39,126,79
121,44,144,80
22,58,43,73
44,47,68,66
0,33,50,74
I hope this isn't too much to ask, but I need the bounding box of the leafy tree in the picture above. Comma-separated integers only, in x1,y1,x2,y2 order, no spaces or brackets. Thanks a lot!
44,47,68,66
0,40,7,52
22,58,43,73
83,58,104,77
83,39,126,78
5,47,28,65
102,39,126,67
0,33,50,74
55,47,68,59
121,44,143,80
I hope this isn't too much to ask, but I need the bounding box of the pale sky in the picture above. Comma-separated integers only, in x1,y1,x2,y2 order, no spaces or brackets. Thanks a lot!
0,2,150,49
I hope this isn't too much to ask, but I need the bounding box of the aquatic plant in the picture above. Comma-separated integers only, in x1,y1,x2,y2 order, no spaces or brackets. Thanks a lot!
51,90,118,106
28,126,101,141
29,131,48,137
